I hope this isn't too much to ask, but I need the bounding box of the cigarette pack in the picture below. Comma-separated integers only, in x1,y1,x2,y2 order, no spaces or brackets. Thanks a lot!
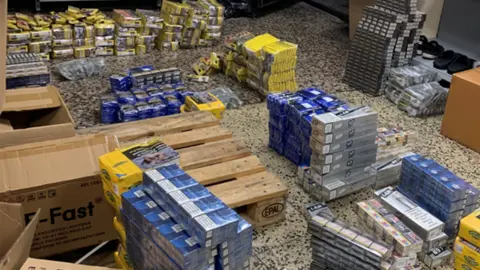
304,202,335,220
321,174,376,201
459,208,480,248
422,246,452,268
356,199,423,256
311,106,378,134
375,187,444,241
454,237,480,268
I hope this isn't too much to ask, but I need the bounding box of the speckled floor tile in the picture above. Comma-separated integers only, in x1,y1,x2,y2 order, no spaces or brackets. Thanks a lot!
255,236,312,270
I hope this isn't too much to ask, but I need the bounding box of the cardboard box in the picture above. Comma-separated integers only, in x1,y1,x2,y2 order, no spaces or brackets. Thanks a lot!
0,206,116,270
0,135,116,257
441,68,480,153
0,85,75,148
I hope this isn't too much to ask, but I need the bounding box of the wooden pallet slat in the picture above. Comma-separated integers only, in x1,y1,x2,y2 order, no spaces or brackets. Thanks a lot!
160,126,232,149
178,139,251,170
186,156,266,186
208,171,288,208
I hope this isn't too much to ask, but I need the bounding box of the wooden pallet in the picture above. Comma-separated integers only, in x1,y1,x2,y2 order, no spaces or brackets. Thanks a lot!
83,111,288,227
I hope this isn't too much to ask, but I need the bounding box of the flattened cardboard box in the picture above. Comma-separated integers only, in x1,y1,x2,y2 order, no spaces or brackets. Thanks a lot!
0,85,75,148
0,135,116,258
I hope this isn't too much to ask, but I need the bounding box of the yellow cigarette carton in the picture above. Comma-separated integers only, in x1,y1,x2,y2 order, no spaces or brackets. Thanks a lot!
459,209,480,248
454,237,480,268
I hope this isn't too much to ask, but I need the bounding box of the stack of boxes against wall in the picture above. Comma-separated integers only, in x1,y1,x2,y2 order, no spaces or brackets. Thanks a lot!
454,208,480,270
157,0,224,51
101,66,189,124
98,139,253,270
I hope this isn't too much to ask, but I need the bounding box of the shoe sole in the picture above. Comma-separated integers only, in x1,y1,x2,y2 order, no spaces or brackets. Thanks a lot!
422,53,438,60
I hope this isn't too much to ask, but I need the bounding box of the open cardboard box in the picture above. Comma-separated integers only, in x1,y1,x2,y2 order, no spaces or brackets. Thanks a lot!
0,135,117,258
0,206,116,270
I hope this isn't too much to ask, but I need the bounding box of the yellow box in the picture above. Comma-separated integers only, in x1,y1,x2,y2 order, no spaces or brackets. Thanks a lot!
113,216,126,247
99,149,143,190
102,181,121,212
114,250,132,270
117,244,133,270
454,237,480,268
455,254,480,270
460,209,480,248
184,93,225,119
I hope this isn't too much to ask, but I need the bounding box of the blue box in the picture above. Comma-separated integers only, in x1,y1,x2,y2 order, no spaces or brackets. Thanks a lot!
297,88,327,100
121,186,148,216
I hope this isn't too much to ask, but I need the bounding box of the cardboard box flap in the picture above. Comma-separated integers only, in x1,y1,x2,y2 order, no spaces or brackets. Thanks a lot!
0,135,110,193
20,258,118,270
3,86,61,112
0,206,40,270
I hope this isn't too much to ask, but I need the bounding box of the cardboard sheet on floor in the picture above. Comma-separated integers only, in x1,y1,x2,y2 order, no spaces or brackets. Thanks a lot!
0,135,116,258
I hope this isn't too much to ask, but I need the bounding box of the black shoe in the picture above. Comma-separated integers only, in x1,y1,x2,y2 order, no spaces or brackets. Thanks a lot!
447,54,475,74
422,41,445,60
416,35,429,56
434,50,458,70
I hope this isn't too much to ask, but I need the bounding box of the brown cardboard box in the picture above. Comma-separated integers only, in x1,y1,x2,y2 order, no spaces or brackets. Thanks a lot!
441,68,480,153
349,0,376,39
0,205,116,270
0,135,116,258
0,85,76,148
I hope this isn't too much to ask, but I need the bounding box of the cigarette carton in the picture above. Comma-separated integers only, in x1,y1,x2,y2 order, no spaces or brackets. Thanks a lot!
311,123,378,145
422,232,448,252
310,132,377,155
375,187,444,241
459,208,480,248
422,246,452,269
311,106,378,134
321,174,376,201
454,237,480,268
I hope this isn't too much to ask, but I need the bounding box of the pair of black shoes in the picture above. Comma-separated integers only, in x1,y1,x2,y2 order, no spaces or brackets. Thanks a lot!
417,36,475,74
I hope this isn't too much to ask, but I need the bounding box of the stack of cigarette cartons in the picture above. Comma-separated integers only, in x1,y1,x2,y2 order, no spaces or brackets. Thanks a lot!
135,9,163,55
7,13,53,59
374,187,453,268
99,138,180,270
94,19,115,56
454,209,480,270
157,0,189,51
309,106,379,201
242,33,298,95
344,0,426,96
222,31,254,82
6,53,50,89
113,10,141,56
398,154,480,238
267,89,349,168
308,211,394,270
51,24,74,58
369,152,415,190
120,163,253,270
195,0,224,47
72,23,95,58
356,199,423,269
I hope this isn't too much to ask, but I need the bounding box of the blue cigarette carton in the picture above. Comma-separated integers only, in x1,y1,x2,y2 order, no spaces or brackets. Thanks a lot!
190,207,239,248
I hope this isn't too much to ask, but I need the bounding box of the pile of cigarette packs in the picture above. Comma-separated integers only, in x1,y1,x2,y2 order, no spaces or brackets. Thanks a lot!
243,33,298,94
308,211,394,270
307,106,379,201
374,187,453,268
267,88,349,166
110,163,254,270
222,31,255,83
344,0,427,95
6,53,50,89
157,0,224,51
99,138,180,270
398,154,480,238
101,66,190,124
386,66,448,117
454,209,480,270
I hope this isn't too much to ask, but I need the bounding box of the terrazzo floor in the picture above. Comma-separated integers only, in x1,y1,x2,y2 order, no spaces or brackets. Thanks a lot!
53,2,480,270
